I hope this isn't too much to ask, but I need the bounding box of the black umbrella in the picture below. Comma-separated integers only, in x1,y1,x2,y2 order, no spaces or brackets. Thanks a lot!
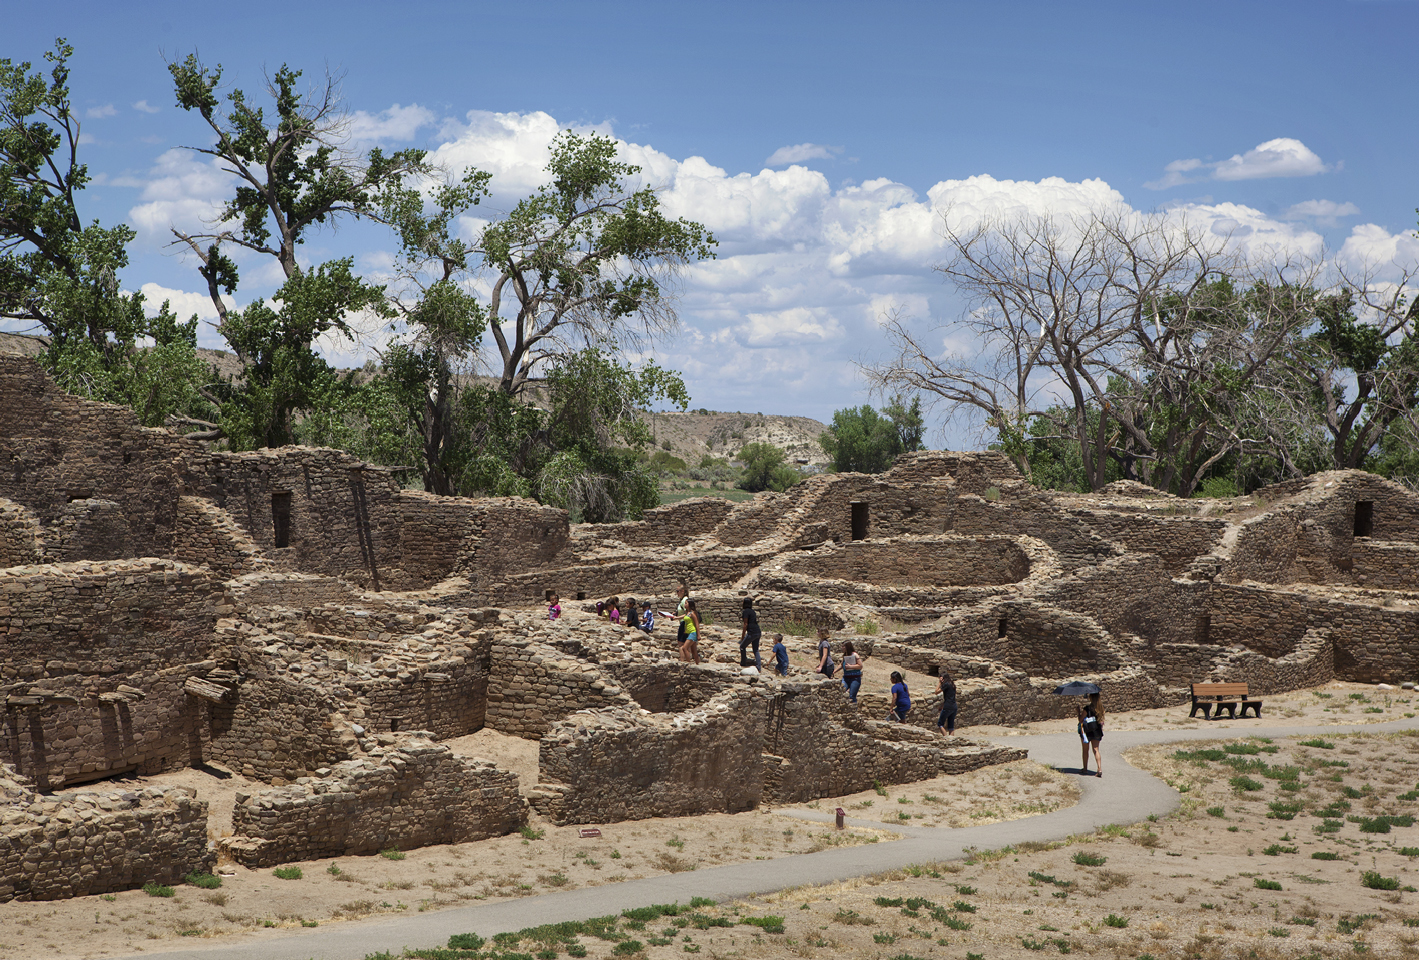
1053,681,1102,696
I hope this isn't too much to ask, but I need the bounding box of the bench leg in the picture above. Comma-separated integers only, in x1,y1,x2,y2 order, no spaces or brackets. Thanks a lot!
1190,702,1212,720
1240,702,1262,718
1217,703,1237,719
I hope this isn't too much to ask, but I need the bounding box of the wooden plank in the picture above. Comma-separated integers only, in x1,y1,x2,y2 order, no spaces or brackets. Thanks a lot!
184,676,229,702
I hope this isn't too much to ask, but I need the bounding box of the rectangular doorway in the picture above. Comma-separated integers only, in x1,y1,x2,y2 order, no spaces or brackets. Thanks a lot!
1354,501,1374,538
272,492,292,548
850,501,868,541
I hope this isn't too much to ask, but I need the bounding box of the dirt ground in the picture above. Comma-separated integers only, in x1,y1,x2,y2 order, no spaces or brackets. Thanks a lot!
3,680,1414,959
357,722,1419,960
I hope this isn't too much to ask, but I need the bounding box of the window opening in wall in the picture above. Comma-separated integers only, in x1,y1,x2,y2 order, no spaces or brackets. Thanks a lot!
850,501,868,541
997,617,1008,639
1199,613,1211,644
1354,500,1374,538
271,492,292,548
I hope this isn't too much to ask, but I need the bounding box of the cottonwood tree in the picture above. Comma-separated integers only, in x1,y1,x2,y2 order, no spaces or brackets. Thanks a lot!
0,40,207,424
478,131,715,396
166,55,430,448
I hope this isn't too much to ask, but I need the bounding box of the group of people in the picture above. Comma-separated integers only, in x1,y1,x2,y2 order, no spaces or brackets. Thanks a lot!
811,626,959,734
549,583,1109,764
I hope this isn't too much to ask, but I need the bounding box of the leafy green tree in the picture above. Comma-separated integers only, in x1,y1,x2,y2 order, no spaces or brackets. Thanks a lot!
820,404,905,473
0,39,207,425
737,441,802,493
479,132,716,395
166,55,429,448
882,393,926,453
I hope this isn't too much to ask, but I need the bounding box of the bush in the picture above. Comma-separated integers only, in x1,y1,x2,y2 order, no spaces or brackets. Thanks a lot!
142,882,175,898
449,934,487,950
1071,851,1107,867
184,872,221,889
1103,914,1129,928
1254,878,1283,891
1361,871,1400,890
736,442,802,493
520,825,546,840
379,847,405,860
1312,851,1341,860
612,940,644,955
272,866,303,880
739,915,785,934
1230,775,1264,792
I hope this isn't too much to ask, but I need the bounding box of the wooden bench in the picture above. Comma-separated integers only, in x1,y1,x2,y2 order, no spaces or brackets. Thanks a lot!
1190,682,1263,720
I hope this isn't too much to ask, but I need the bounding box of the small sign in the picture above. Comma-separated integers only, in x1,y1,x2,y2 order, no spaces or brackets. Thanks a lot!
835,807,846,830
578,828,602,838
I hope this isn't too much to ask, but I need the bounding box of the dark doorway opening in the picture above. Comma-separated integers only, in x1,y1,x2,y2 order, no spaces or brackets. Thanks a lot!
1354,501,1374,538
850,501,868,541
271,492,292,548
1198,613,1211,644
997,617,1008,639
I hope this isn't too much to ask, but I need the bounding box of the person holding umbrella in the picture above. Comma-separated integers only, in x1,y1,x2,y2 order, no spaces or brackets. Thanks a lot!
1054,681,1104,777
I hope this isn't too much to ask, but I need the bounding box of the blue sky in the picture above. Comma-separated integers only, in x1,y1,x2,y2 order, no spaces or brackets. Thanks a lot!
7,1,1418,439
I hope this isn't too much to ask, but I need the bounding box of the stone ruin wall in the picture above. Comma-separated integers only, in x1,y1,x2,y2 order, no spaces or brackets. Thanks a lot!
0,769,212,902
0,559,231,790
0,499,43,566
221,737,523,868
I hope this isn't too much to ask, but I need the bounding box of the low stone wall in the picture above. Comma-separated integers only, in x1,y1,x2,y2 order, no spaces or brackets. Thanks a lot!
485,637,636,739
0,766,211,901
1075,510,1228,573
529,692,765,825
580,498,736,550
761,682,1029,803
782,535,1032,587
1349,541,1419,590
222,737,523,867
490,553,765,606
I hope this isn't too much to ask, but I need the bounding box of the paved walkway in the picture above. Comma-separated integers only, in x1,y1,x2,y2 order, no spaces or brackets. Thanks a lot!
137,714,1419,960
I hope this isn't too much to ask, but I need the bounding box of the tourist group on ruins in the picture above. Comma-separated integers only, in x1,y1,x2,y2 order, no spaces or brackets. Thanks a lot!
562,580,980,739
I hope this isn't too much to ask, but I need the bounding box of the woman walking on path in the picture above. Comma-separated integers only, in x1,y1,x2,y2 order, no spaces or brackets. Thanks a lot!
888,671,912,722
937,669,958,736
1078,692,1104,776
740,597,762,670
841,641,868,703
815,627,835,679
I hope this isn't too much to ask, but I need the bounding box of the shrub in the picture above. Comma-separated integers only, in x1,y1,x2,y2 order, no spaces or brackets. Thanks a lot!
1262,844,1297,856
449,933,487,949
379,848,405,861
1254,878,1283,891
1071,851,1107,867
1311,851,1341,860
739,915,785,934
272,866,302,880
1338,914,1378,934
184,872,221,889
142,882,175,898
1103,914,1129,928
1206,806,1226,818
612,940,644,955
1230,775,1264,792
1399,847,1419,857
1298,738,1334,749
1361,871,1400,890
520,825,546,840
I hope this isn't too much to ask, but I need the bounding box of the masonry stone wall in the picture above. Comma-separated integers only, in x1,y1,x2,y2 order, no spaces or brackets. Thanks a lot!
172,495,272,579
0,499,43,567
491,554,765,606
784,535,1030,587
485,637,636,739
949,493,1121,569
0,357,186,559
1036,553,1209,646
1349,541,1419,590
0,766,211,901
0,559,230,789
584,498,736,550
1073,511,1228,574
760,682,1029,803
453,498,573,592
530,692,765,824
1209,583,1419,683
223,737,523,866
1142,627,1335,693
883,450,1022,492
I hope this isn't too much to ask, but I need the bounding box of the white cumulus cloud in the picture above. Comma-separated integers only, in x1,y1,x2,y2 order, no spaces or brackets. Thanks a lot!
1146,138,1331,189
346,103,436,143
85,103,117,119
1281,199,1361,225
133,100,161,114
128,149,232,239
765,143,840,167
